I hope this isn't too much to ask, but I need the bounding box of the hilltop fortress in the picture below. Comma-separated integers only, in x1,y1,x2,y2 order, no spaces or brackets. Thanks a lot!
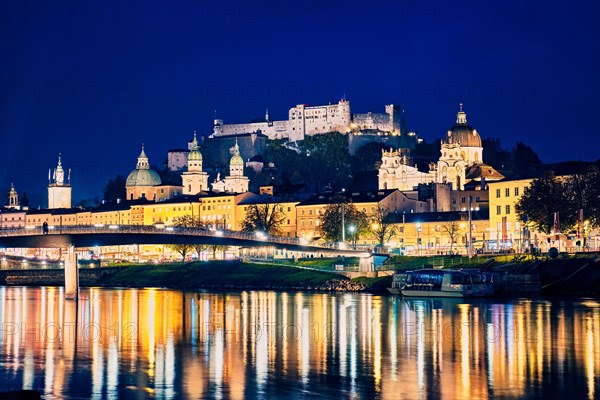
211,99,407,141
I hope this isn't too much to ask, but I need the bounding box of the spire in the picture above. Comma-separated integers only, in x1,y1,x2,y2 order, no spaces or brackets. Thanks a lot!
139,143,147,158
136,144,149,169
7,183,18,207
456,102,467,124
54,153,65,184
190,130,199,150
265,108,269,122
233,138,240,155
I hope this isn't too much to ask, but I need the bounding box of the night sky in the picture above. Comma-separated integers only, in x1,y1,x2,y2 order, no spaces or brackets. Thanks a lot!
1,0,599,206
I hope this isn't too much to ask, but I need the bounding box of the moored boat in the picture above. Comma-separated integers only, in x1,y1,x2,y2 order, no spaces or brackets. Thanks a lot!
388,269,494,298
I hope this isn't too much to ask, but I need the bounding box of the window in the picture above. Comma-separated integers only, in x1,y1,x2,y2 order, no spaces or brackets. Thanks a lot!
496,189,501,198
514,187,520,196
475,196,481,202
505,188,510,197
461,196,466,203
496,206,501,215
506,205,511,214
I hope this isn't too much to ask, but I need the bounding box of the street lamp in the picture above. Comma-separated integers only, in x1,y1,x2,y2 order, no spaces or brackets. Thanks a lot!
416,223,422,256
340,189,346,250
348,224,356,250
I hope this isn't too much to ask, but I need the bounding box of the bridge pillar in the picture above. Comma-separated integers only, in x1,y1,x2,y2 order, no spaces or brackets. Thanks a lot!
64,245,79,300
359,256,374,273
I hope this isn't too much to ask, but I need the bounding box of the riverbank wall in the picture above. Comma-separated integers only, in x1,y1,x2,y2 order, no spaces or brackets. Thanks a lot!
1,256,599,296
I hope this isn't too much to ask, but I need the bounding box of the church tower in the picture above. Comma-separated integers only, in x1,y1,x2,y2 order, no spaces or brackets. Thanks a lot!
48,154,72,209
6,183,19,209
181,131,209,195
436,103,494,190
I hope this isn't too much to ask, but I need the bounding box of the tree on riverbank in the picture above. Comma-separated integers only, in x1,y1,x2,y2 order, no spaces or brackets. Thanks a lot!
319,199,368,244
516,168,600,234
369,205,396,247
442,221,462,253
241,201,287,235
168,216,205,260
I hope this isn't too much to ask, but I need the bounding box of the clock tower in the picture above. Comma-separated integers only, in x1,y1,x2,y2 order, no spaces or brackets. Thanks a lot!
48,154,72,209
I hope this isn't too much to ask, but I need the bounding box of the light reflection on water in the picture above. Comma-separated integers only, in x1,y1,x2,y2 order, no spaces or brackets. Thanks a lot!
0,287,599,399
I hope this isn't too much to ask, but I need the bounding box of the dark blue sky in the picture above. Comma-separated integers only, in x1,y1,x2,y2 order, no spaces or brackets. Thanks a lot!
1,0,599,206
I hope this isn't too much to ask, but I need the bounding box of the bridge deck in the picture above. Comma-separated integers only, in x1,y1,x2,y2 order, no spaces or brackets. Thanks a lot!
0,226,371,257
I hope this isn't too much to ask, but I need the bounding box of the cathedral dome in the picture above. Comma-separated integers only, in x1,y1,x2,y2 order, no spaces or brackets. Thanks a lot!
126,169,162,187
446,104,482,148
126,145,162,187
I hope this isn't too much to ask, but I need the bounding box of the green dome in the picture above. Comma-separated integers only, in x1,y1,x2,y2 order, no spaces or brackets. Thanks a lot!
230,153,244,166
126,169,162,187
230,139,244,166
188,149,202,161
126,144,162,187
188,131,203,161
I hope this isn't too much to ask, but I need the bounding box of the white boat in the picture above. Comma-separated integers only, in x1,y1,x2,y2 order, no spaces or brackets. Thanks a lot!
388,269,494,298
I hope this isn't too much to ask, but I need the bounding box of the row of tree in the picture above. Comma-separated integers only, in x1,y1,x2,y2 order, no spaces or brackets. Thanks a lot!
240,199,400,248
516,168,600,234
161,199,474,260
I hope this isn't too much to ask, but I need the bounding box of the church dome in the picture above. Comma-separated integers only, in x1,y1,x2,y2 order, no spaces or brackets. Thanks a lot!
126,145,162,187
126,169,162,187
230,139,244,166
188,149,202,161
188,131,203,161
446,104,482,148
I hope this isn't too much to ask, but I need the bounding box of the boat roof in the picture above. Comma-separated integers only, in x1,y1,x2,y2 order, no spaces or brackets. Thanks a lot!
407,268,470,275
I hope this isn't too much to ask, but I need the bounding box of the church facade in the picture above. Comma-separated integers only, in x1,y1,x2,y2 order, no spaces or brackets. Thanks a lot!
379,104,504,191
212,139,249,194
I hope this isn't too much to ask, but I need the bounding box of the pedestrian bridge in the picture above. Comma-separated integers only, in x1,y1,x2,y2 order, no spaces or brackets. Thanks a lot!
0,226,375,299
0,225,369,257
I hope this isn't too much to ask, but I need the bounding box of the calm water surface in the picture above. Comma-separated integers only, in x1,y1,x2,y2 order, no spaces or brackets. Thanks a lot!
0,287,599,399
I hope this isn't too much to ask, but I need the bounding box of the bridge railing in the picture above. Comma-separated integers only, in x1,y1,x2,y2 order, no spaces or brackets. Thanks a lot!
0,225,309,247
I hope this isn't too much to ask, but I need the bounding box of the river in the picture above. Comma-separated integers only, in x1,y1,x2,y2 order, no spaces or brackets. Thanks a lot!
0,287,598,399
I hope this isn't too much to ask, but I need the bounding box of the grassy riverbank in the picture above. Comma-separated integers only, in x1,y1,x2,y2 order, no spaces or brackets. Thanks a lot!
99,260,389,292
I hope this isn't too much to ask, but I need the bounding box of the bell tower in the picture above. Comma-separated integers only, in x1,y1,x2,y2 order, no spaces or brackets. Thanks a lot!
181,131,209,195
48,154,72,209
6,183,19,209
